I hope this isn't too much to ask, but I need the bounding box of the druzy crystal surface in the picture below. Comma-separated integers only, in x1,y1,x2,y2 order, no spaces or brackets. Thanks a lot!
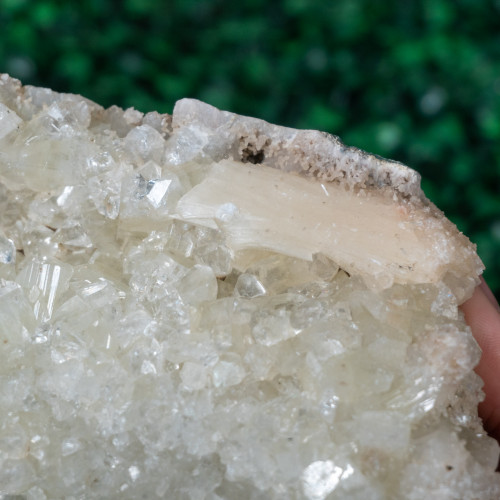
0,74,499,499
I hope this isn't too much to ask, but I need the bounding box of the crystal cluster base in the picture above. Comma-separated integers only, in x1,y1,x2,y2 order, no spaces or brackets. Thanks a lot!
0,74,498,499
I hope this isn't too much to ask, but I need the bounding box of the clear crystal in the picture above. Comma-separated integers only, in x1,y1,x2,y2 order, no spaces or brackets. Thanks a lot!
53,223,92,248
0,102,22,139
181,361,209,391
0,75,496,499
61,437,82,456
124,124,166,164
195,241,233,277
301,460,348,500
234,273,266,298
128,465,141,482
212,355,245,388
16,259,73,321
0,233,15,264
88,168,123,219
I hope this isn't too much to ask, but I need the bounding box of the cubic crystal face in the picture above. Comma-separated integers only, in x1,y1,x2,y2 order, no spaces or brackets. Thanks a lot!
0,73,499,499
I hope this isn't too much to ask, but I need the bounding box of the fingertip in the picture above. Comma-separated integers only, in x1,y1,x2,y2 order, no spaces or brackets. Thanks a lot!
479,277,500,313
461,280,500,437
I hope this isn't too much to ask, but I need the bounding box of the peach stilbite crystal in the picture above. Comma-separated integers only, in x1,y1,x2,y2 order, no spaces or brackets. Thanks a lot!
0,73,498,499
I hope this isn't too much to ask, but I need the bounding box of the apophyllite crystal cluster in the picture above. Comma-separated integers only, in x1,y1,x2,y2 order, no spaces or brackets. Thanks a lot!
0,74,499,499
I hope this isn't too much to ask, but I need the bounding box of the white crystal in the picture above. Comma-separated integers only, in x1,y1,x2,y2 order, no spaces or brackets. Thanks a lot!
0,74,496,499
128,465,141,482
26,486,48,500
180,361,208,391
0,102,22,139
215,202,240,224
0,233,16,264
61,437,82,456
302,460,352,500
176,264,218,305
146,178,172,207
250,295,299,346
88,168,123,219
16,259,73,321
194,241,233,277
234,273,266,298
54,223,92,248
124,124,166,164
212,355,245,388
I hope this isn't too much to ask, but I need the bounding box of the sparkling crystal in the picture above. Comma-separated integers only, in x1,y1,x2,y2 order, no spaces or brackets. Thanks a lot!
128,465,141,482
234,273,266,298
195,241,233,277
53,223,92,248
212,355,245,388
215,202,240,224
88,168,123,219
124,124,166,164
0,75,496,499
61,437,82,456
250,296,297,346
176,265,218,305
0,233,15,264
301,460,349,500
16,259,73,321
0,102,22,139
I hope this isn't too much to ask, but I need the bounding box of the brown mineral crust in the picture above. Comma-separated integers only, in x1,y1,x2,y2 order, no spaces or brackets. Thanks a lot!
171,98,483,299
0,74,484,299
172,98,423,199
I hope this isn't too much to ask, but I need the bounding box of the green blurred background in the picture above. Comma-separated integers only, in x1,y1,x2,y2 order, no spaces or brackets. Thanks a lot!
1,0,499,297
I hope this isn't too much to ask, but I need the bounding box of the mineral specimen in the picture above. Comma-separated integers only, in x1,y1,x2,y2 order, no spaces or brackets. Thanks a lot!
0,73,499,499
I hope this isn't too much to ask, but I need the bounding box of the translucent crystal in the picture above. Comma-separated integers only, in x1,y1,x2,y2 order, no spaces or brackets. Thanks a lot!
234,273,266,298
124,124,166,164
182,267,218,304
26,486,48,500
310,252,340,281
16,259,73,321
118,165,186,236
212,355,245,388
53,223,93,248
0,102,22,139
195,241,233,277
348,411,411,455
88,168,123,219
246,254,318,294
146,178,172,207
21,224,59,260
302,460,350,500
164,126,208,165
250,295,297,346
0,233,15,264
0,459,36,494
0,75,496,499
181,361,209,391
136,162,184,210
431,283,458,319
128,465,141,482
61,437,82,456
215,202,240,224
4,118,98,191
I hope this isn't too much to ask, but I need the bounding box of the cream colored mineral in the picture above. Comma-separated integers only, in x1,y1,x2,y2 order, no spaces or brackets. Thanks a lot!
0,73,498,499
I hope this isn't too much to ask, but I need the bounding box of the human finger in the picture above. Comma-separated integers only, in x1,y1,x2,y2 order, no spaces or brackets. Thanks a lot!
461,279,500,442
